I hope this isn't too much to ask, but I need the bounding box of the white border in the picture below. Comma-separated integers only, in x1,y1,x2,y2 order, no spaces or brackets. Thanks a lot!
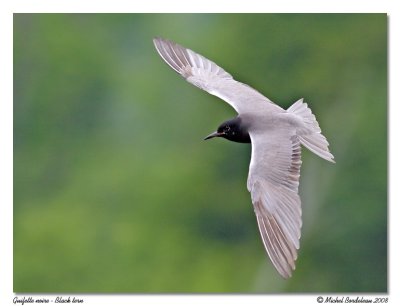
3,0,398,13
2,0,399,305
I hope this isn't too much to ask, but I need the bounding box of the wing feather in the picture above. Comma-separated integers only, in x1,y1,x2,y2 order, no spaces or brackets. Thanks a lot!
248,133,303,278
153,37,282,114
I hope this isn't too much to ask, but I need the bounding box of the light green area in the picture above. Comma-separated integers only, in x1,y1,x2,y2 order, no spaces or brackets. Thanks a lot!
14,13,387,292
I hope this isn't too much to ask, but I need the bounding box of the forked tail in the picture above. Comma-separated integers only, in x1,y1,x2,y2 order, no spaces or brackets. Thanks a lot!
288,99,335,163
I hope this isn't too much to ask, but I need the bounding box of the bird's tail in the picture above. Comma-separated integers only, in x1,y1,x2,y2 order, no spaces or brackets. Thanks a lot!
288,99,335,163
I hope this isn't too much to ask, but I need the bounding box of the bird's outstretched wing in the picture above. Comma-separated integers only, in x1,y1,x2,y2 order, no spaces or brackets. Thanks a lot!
247,130,302,278
153,37,282,114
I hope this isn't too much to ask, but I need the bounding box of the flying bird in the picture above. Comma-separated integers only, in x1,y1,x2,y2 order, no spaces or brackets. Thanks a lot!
153,37,335,278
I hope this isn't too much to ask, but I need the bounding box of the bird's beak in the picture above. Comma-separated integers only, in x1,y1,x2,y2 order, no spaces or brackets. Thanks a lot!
204,131,224,140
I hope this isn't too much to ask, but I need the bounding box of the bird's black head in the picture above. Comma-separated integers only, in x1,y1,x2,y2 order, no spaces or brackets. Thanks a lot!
204,117,251,143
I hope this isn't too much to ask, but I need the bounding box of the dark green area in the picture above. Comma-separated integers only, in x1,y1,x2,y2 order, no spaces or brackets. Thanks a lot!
14,13,387,292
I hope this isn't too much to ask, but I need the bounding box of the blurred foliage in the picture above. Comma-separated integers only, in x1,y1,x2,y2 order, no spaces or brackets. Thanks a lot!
13,14,387,292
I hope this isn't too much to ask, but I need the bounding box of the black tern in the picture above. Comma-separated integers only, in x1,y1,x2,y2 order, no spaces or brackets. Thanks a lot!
153,37,335,278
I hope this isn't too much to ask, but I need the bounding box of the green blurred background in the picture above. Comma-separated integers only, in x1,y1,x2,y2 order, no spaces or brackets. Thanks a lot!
13,14,387,292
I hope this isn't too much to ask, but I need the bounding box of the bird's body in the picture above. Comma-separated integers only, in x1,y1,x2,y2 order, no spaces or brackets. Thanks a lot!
153,37,335,278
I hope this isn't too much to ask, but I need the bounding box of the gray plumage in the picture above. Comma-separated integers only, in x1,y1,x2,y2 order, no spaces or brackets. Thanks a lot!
153,37,335,278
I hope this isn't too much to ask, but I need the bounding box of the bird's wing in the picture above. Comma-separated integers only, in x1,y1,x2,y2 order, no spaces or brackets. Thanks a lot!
247,130,302,278
153,38,282,114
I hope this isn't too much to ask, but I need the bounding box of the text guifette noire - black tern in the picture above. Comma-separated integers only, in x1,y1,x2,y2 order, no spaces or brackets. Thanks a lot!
153,37,335,278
